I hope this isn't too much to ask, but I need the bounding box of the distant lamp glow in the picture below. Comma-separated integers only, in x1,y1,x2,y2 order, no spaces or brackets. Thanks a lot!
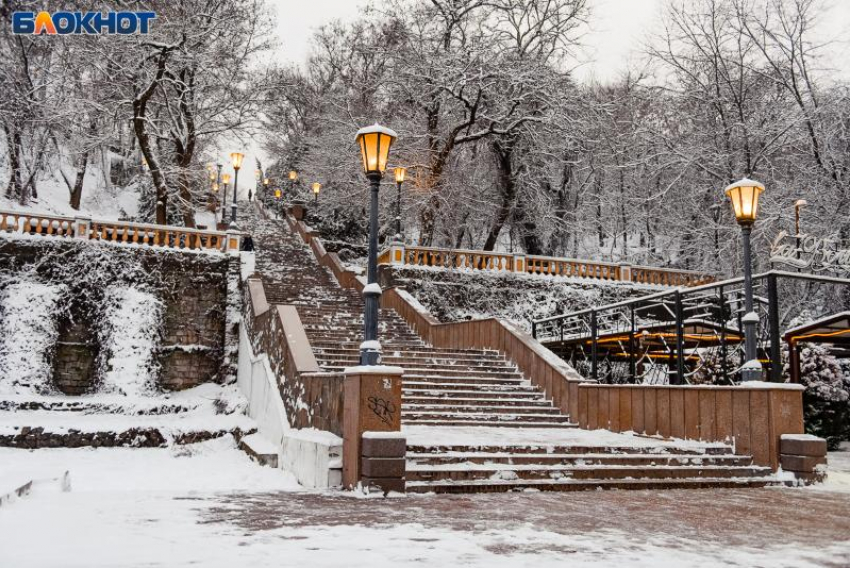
209,169,216,181
274,188,282,199
312,182,321,194
212,183,219,192
289,170,298,181
356,124,398,175
263,178,270,187
394,167,407,184
222,173,231,184
230,152,244,171
255,169,261,180
724,178,764,226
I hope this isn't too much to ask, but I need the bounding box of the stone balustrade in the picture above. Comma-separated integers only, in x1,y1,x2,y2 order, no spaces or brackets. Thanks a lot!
379,243,714,287
0,208,241,253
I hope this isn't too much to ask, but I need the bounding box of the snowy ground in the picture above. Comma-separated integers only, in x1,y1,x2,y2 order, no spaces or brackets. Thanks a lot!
2,437,850,567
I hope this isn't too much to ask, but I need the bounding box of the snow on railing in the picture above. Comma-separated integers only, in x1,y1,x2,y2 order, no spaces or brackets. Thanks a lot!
0,208,241,253
378,242,713,287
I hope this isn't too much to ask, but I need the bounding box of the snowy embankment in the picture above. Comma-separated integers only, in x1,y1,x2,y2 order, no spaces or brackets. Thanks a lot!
390,265,652,332
0,281,65,395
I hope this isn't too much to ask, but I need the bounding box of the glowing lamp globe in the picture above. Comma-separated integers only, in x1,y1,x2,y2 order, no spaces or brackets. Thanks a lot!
312,182,321,195
263,178,270,187
355,124,397,175
274,188,281,199
394,167,407,184
230,152,244,170
222,173,231,184
289,170,298,181
724,178,764,226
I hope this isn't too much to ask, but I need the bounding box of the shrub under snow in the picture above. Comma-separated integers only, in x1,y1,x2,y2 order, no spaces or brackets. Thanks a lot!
0,281,65,395
98,286,163,397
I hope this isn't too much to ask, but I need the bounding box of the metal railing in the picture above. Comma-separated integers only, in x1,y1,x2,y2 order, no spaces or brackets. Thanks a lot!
532,271,850,385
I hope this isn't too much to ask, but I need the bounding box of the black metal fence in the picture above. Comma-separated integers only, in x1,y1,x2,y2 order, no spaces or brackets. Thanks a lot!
532,271,850,385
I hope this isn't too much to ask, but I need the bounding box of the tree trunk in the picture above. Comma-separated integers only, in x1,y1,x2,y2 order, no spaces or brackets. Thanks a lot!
69,151,89,210
483,139,517,251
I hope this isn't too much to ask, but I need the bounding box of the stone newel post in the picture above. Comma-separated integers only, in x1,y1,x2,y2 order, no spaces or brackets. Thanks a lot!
342,366,405,493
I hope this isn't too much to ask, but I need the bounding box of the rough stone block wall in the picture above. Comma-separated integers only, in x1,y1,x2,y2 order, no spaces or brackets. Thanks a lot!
0,237,232,394
53,315,98,395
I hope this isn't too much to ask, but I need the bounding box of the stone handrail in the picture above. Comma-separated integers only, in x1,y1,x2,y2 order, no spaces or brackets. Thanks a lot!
0,208,240,253
575,383,805,469
379,242,714,287
279,208,587,419
244,277,345,435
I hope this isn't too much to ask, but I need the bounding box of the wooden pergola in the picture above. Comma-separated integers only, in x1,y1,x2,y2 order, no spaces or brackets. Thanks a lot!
784,312,850,383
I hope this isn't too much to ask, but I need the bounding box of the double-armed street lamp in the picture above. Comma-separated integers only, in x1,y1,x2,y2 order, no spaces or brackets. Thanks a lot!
393,167,406,240
220,173,231,224
355,123,397,366
312,182,321,204
724,178,765,382
230,152,244,225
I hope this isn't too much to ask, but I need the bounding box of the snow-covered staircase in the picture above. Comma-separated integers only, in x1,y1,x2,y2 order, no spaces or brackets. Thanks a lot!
243,204,781,493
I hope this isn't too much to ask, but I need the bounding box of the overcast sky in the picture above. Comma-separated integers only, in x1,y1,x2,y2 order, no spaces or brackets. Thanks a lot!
267,0,850,82
235,0,849,186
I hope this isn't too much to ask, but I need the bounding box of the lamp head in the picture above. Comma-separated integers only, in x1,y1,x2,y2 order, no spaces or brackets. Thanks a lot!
222,173,231,184
724,178,764,226
312,182,321,195
394,166,407,184
289,170,298,181
230,152,244,170
355,123,397,175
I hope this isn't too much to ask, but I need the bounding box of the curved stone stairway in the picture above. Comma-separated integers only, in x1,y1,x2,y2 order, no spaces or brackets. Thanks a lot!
244,204,778,493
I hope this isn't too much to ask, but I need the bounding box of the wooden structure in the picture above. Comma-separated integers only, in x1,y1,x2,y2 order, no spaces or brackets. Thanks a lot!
785,312,850,383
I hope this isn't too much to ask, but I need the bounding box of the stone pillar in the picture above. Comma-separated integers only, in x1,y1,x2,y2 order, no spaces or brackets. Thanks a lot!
619,263,632,282
780,434,828,484
513,254,526,273
388,242,406,266
342,366,404,492
74,216,91,240
291,202,306,221
226,230,242,253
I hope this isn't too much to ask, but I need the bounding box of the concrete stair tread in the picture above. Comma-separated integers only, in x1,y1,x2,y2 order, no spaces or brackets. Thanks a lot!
404,476,779,493
403,419,578,428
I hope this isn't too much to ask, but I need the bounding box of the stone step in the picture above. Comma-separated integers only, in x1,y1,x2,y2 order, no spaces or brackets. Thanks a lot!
402,419,577,428
405,476,778,494
313,346,505,359
402,386,543,396
405,444,736,456
406,463,773,483
402,404,559,414
321,367,523,380
402,395,551,406
406,452,754,467
401,385,545,404
402,411,573,423
403,380,533,391
318,359,518,373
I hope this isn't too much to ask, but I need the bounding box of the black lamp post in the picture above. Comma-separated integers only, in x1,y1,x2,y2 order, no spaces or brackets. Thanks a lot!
725,178,765,382
220,173,231,224
288,170,298,199
794,199,807,270
356,123,397,365
230,152,244,225
393,167,406,240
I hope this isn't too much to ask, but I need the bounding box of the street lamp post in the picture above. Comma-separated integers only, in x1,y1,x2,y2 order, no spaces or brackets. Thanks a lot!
710,203,721,266
230,152,244,225
289,170,298,198
356,124,398,366
794,199,807,269
312,182,321,204
393,167,406,240
220,173,231,224
725,178,765,382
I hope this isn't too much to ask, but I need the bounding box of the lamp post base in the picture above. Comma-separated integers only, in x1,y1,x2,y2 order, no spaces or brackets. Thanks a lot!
740,359,764,382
